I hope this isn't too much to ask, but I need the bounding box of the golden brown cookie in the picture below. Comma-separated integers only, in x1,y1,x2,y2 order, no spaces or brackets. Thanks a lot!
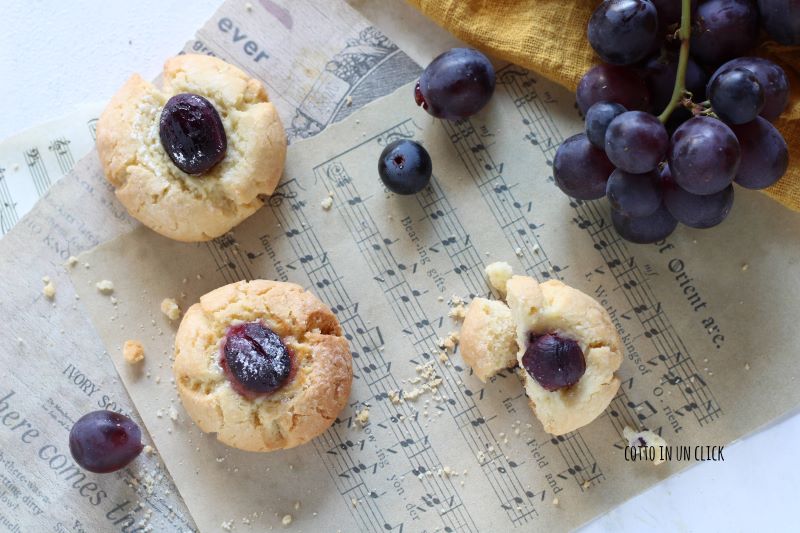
96,55,286,242
173,280,352,452
460,273,622,435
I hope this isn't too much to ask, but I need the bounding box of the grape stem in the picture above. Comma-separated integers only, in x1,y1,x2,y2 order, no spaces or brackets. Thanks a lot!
658,0,692,123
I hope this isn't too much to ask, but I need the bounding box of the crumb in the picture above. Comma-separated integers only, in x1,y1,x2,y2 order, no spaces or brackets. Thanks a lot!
351,498,358,507
447,295,467,321
293,501,301,510
514,247,523,257
281,514,292,526
143,445,154,456
623,426,668,465
42,277,56,300
66,256,79,267
438,350,449,363
552,497,559,506
582,480,591,489
123,340,145,364
744,362,750,370
221,520,234,531
12,163,19,171
169,406,179,421
245,1,253,10
741,263,749,272
160,298,181,321
346,95,353,106
388,390,402,405
484,261,513,296
96,280,114,294
355,408,370,426
320,196,333,210
84,262,90,269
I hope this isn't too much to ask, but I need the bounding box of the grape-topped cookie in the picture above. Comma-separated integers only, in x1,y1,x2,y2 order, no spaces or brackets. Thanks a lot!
96,55,286,242
173,280,352,452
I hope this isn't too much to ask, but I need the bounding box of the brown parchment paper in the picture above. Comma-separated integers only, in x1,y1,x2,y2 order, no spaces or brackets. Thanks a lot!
70,70,800,533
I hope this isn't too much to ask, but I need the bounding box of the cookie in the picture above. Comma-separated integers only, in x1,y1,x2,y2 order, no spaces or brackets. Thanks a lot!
96,55,286,242
460,273,622,435
173,280,352,452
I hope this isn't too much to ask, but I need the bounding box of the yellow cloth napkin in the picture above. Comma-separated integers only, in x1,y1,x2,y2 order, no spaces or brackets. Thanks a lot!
408,0,800,211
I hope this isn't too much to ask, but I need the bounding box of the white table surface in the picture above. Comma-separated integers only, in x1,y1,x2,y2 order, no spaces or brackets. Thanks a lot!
2,1,798,531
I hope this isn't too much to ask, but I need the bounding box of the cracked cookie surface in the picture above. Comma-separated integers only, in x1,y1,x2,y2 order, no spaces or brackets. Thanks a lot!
173,280,352,452
96,54,286,242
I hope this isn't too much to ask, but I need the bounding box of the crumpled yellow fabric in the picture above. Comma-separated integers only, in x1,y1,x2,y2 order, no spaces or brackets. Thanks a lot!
408,0,800,211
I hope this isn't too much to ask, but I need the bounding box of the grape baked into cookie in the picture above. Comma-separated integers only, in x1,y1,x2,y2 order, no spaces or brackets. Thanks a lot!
460,265,622,435
173,280,352,452
96,54,286,242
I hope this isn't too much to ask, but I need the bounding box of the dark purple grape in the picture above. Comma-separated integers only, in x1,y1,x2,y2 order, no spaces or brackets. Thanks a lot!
222,321,293,394
378,140,432,195
585,101,627,148
668,117,740,195
588,0,659,65
730,117,789,189
707,58,789,121
758,0,800,44
606,168,662,217
69,410,144,473
690,0,759,66
663,167,734,228
612,203,678,243
605,111,669,174
415,48,495,120
553,134,615,200
159,93,227,175
576,64,650,114
709,67,765,124
652,0,698,26
521,333,586,391
644,53,708,114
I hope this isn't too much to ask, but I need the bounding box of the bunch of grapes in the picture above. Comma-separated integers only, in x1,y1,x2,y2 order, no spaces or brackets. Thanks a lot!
554,0,796,243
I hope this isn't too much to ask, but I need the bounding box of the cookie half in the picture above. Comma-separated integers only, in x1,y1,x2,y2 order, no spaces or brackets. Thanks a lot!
173,280,352,452
97,55,286,242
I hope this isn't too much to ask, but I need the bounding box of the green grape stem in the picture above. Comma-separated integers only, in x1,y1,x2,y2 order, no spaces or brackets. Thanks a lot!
658,0,692,123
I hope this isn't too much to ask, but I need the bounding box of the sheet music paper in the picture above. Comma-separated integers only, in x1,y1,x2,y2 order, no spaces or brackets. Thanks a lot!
0,1,421,531
69,70,800,533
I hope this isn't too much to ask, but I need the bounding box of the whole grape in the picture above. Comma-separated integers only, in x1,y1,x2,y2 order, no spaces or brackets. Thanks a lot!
588,0,659,65
708,67,765,124
585,101,627,148
690,0,759,66
69,410,144,473
576,64,650,113
553,133,615,200
663,165,735,228
415,48,495,120
606,168,662,217
644,54,708,115
730,117,789,189
707,58,789,121
612,203,678,243
605,111,669,174
668,117,740,195
378,140,433,195
758,0,800,44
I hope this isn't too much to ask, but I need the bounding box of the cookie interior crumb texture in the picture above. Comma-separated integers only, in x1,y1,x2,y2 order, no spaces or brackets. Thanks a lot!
459,298,517,382
42,277,56,300
484,261,514,296
281,514,293,526
160,297,182,320
95,54,287,242
623,426,668,465
173,279,352,452
124,340,145,365
96,280,115,294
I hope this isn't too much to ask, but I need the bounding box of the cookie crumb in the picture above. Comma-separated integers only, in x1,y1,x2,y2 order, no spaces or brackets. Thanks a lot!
160,298,182,321
484,261,513,296
388,390,402,405
123,340,145,364
143,445,154,456
42,277,56,300
552,497,559,506
741,263,749,272
96,280,115,294
623,426,668,465
221,520,234,531
245,1,253,10
346,95,353,107
582,480,591,489
320,196,333,210
169,406,179,421
66,256,79,267
281,514,293,526
355,408,370,426
293,501,301,510
514,247,523,257
447,295,467,321
744,362,750,370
